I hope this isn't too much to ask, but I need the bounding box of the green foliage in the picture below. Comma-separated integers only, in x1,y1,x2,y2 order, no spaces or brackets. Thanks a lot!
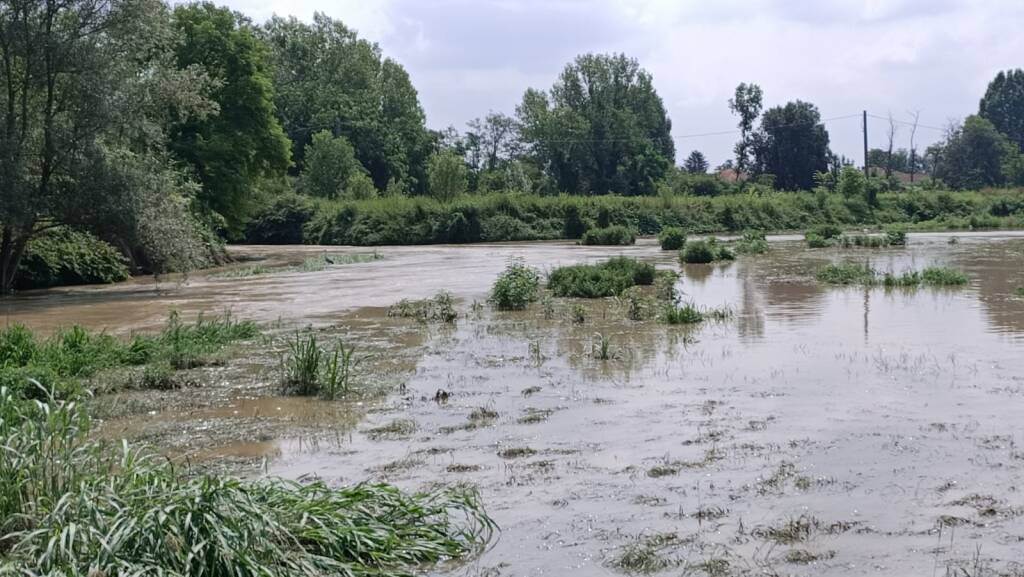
805,223,843,248
753,100,830,190
245,194,316,244
683,151,709,174
817,263,968,287
387,292,458,323
0,313,256,387
172,2,291,237
932,116,1021,190
733,230,769,255
581,225,636,246
837,166,867,199
979,69,1024,151
657,227,687,250
15,228,130,291
428,151,470,202
662,303,704,324
286,189,1024,247
517,53,674,195
548,257,655,298
262,14,433,192
490,262,541,311
302,131,368,198
280,333,364,399
816,263,876,285
885,226,908,246
681,238,733,264
729,83,764,177
0,389,495,575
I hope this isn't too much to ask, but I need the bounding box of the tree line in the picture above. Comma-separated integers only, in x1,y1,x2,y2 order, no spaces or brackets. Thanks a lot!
1,0,1023,293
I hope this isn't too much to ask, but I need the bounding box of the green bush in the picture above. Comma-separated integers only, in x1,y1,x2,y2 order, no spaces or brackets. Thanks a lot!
681,240,715,264
580,225,636,246
816,263,876,285
245,194,315,244
733,230,769,255
885,226,908,246
662,303,703,324
548,257,656,298
490,262,541,310
16,228,130,290
805,232,829,248
657,227,686,250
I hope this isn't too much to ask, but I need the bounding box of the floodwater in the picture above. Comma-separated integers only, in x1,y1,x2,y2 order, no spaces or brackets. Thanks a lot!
7,232,1024,576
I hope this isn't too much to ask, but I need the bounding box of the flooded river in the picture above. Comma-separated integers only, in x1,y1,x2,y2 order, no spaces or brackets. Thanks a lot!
4,232,1024,576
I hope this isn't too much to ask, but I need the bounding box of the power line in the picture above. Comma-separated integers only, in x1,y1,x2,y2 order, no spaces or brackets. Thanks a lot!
865,113,948,132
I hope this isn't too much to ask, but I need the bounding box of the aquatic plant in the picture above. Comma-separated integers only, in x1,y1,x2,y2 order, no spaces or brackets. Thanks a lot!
591,332,616,360
0,388,495,576
548,257,656,298
662,303,704,324
281,333,365,398
580,225,636,246
570,304,587,324
816,263,877,285
657,227,686,250
0,312,257,390
388,291,458,323
733,229,769,255
490,261,541,310
817,263,968,288
680,238,733,264
609,532,683,574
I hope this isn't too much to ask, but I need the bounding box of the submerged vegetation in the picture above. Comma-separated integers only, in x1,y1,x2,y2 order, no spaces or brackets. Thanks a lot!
657,227,687,250
816,263,969,287
388,292,459,323
0,389,494,575
680,238,734,264
548,257,656,298
580,225,636,246
280,333,365,399
490,262,541,310
0,312,258,396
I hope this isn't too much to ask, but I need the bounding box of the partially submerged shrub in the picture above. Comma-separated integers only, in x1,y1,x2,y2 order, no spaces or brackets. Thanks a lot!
490,262,541,310
920,266,969,286
663,303,704,324
885,226,908,246
580,225,635,246
16,228,130,290
733,229,769,255
548,257,656,298
681,238,733,264
657,227,686,250
816,263,876,285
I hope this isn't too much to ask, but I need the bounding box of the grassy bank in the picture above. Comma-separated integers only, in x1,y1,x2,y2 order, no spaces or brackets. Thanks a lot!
245,189,1024,246
0,316,496,574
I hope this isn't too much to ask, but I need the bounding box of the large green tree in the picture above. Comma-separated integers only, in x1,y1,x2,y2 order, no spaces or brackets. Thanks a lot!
752,101,831,190
729,83,763,178
932,115,1021,190
517,53,675,196
261,14,433,193
171,2,291,238
0,0,213,294
979,69,1024,151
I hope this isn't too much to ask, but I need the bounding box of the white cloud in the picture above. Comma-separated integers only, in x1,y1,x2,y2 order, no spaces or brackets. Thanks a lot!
219,0,1024,166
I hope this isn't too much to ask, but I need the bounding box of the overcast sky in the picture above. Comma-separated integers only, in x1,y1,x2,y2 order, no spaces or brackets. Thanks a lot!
221,0,1024,167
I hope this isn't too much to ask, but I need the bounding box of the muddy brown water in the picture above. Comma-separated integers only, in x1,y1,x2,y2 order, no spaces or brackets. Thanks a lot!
5,232,1024,576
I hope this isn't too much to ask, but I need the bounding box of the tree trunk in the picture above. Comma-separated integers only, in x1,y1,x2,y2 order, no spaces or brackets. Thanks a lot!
0,225,30,296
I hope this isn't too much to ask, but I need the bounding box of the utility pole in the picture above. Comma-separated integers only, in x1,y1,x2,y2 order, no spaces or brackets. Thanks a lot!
862,110,869,177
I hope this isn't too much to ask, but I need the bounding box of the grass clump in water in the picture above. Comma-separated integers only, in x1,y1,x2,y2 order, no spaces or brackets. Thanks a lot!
1015,287,1024,297
0,312,257,392
388,291,458,323
680,238,733,264
817,263,968,288
280,332,365,399
490,261,541,310
580,225,635,246
657,227,686,250
733,229,769,255
548,257,656,298
0,388,495,576
662,303,704,324
609,532,684,574
816,263,876,285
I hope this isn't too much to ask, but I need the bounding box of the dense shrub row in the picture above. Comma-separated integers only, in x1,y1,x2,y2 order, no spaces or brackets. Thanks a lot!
16,228,131,290
243,189,1024,246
